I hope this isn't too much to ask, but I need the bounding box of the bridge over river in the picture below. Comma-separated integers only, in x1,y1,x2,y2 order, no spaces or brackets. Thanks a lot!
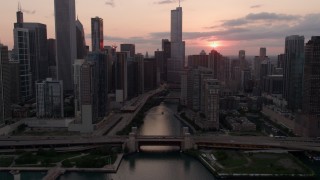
1,133,320,153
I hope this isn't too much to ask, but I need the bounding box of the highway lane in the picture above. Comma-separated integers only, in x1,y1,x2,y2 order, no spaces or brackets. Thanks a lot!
1,135,320,151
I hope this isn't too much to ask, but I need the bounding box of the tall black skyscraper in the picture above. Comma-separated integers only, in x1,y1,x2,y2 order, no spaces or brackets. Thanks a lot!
120,44,135,58
91,17,104,52
283,35,304,112
162,39,171,82
14,6,49,100
299,36,320,137
76,18,87,59
54,0,77,92
0,44,12,125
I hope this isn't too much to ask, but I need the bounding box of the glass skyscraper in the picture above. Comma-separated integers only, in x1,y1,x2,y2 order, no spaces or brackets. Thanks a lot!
54,0,77,92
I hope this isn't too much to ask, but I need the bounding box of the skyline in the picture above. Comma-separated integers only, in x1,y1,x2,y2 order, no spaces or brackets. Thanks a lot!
0,0,320,56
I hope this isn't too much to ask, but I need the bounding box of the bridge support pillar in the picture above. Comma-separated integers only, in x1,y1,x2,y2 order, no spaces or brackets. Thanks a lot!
126,127,137,153
182,127,194,151
10,170,20,180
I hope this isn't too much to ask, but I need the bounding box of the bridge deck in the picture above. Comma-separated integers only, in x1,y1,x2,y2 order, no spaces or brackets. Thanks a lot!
0,135,320,152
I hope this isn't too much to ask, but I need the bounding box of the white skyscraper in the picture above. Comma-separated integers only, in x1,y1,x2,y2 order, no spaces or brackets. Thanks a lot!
54,0,77,92
167,6,185,86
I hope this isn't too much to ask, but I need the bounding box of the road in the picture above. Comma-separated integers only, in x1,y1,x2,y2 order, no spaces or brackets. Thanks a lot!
1,135,320,152
93,87,165,136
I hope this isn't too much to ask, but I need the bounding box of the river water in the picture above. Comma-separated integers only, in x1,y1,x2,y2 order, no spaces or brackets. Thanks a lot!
58,102,216,180
0,101,216,180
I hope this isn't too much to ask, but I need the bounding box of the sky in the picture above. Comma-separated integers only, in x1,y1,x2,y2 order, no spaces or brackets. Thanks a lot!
0,0,320,56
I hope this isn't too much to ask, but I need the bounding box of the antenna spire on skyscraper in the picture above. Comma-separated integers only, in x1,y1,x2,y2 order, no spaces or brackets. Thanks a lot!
18,1,22,11
179,0,181,7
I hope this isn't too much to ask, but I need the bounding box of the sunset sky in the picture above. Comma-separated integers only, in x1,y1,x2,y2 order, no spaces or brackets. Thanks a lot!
0,0,320,56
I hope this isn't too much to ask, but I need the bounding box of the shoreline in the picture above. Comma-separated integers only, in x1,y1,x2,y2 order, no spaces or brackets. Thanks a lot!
0,154,124,177
184,151,315,179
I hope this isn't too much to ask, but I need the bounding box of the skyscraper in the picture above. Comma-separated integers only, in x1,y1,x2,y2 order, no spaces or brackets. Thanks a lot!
135,53,144,94
48,39,57,79
188,51,208,69
167,6,185,86
299,36,320,137
91,17,104,52
203,79,220,130
254,47,268,80
76,18,87,59
283,35,304,112
116,52,128,102
22,23,48,85
239,50,246,70
162,39,171,81
36,78,64,118
86,52,108,119
14,28,33,102
54,0,77,92
120,44,135,58
14,7,49,98
0,44,12,125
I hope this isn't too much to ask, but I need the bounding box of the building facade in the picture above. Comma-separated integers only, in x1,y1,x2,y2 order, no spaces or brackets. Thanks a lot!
54,0,77,91
167,7,185,86
86,52,108,118
203,79,220,130
76,18,87,59
0,44,12,125
120,44,135,58
298,36,320,137
36,78,64,118
283,35,304,112
91,17,103,52
14,28,33,102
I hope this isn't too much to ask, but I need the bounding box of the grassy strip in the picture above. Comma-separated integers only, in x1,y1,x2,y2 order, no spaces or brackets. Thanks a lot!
213,151,314,175
62,146,120,168
0,157,14,167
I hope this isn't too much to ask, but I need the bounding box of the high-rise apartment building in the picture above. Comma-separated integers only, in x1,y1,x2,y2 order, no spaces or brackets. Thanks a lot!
168,7,185,85
144,58,157,91
188,51,208,69
79,61,96,132
162,39,171,82
116,52,128,102
14,8,49,100
135,53,144,94
120,44,135,58
86,52,108,119
299,36,320,137
155,50,165,82
239,50,247,70
76,18,87,59
14,28,33,102
203,79,220,130
91,17,104,52
8,55,20,104
283,35,304,112
73,59,85,119
0,44,12,125
36,78,64,118
104,46,116,93
48,39,57,79
54,0,77,92
254,47,268,80
278,54,285,68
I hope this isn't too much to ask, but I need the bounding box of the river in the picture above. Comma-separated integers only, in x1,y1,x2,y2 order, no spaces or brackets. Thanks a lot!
0,101,216,180
58,102,216,180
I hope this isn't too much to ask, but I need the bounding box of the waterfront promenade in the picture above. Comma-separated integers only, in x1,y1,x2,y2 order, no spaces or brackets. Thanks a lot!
0,154,124,180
